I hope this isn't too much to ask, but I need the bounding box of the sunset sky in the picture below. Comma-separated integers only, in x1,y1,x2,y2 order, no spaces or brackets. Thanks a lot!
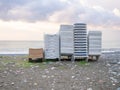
0,0,120,48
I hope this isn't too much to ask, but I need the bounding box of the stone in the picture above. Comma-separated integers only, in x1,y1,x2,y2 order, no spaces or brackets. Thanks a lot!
111,71,117,75
51,88,54,90
4,83,8,86
11,82,15,85
24,79,27,83
117,87,120,90
71,76,75,79
87,88,93,90
34,83,38,86
0,84,3,87
112,83,115,86
35,65,39,68
106,63,111,66
42,75,47,78
118,62,120,65
110,77,118,83
51,75,54,78
51,67,55,70
48,76,50,78
86,77,90,80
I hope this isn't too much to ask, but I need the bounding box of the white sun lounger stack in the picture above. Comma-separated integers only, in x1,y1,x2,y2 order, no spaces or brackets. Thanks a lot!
44,34,59,59
88,31,102,60
60,25,74,56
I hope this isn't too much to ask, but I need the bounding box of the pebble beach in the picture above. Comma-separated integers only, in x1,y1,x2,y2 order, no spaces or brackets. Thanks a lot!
0,52,120,90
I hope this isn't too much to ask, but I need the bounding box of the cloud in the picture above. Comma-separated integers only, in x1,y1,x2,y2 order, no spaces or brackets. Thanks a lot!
113,8,120,17
48,1,120,29
0,0,120,28
0,0,68,21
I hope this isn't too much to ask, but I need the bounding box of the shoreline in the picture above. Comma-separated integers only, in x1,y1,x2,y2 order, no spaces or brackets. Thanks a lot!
0,54,28,56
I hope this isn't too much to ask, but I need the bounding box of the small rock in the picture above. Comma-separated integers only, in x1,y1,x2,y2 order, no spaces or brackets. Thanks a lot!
48,76,50,78
51,88,54,90
51,67,55,70
111,71,117,75
110,77,118,83
106,63,111,66
45,69,49,73
117,87,120,90
0,84,3,87
30,77,33,80
87,88,93,90
86,77,90,80
118,62,120,65
2,76,6,78
4,83,8,86
15,86,19,89
9,69,12,72
21,71,24,74
51,75,54,78
35,65,39,68
29,83,32,85
24,79,27,83
11,82,15,85
4,71,7,74
42,75,47,78
71,76,75,79
34,83,38,86
98,80,105,84
112,83,115,86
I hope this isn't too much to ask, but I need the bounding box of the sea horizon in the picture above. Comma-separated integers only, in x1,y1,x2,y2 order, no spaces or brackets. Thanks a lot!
0,40,120,55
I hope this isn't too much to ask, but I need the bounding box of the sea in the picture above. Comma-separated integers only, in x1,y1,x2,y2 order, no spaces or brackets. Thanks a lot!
0,41,43,55
0,41,120,55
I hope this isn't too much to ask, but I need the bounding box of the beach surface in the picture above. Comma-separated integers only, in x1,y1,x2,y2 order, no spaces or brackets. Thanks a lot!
0,53,120,90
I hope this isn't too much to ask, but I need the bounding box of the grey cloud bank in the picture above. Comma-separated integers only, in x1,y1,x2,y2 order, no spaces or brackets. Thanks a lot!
0,0,67,21
0,0,120,27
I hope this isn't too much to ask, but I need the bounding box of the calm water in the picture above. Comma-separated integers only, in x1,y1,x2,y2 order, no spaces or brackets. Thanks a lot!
0,41,120,54
0,41,43,54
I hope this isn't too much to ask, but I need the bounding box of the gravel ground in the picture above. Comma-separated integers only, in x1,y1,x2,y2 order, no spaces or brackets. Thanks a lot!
0,53,120,90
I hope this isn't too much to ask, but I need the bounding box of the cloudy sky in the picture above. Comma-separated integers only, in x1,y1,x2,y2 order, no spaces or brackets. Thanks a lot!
0,0,120,48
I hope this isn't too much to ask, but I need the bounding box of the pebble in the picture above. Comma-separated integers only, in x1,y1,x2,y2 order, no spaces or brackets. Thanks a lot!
110,77,118,83
51,75,54,78
42,75,47,78
46,70,49,73
9,69,12,72
51,88,54,90
34,83,38,86
24,79,27,83
87,88,93,90
35,65,39,68
0,84,3,87
48,76,50,78
117,87,120,90
51,67,55,70
118,62,120,65
71,76,75,79
106,63,111,66
86,77,90,80
98,80,105,84
4,71,7,73
21,71,24,74
4,83,8,86
11,82,15,85
112,83,116,86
